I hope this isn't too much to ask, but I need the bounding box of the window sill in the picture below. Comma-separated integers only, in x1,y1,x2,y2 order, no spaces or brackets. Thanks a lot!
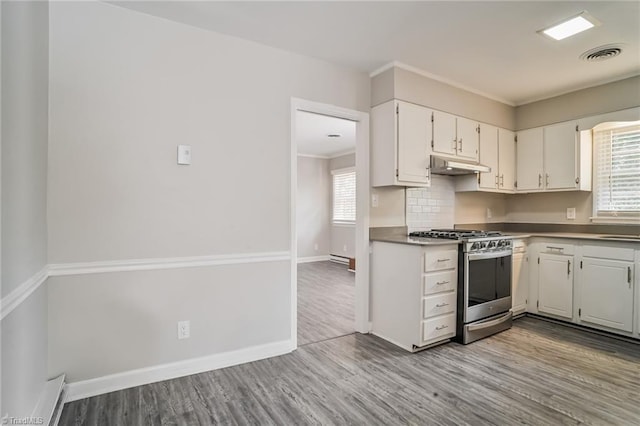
332,221,356,227
590,216,640,224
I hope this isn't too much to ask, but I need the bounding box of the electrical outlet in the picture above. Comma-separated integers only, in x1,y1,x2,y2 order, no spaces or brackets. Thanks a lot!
314,243,318,251
177,320,190,339
486,208,493,219
343,245,348,252
371,194,379,208
566,207,576,220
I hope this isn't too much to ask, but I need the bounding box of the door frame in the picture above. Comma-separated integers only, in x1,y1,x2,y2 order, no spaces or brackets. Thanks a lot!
290,98,370,349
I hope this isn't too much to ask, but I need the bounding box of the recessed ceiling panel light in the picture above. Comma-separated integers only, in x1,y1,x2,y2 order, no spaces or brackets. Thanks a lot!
539,12,600,41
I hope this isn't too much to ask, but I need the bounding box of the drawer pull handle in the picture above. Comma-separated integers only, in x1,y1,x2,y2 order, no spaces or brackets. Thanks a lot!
628,266,632,287
437,258,450,262
436,280,449,285
435,325,449,331
435,303,449,308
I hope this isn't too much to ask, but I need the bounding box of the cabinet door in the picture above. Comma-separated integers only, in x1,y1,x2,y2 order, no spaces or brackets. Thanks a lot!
478,124,498,189
397,101,430,184
456,117,479,160
544,122,578,190
538,253,573,319
512,252,528,315
516,128,544,191
498,129,516,191
432,110,457,156
581,258,633,332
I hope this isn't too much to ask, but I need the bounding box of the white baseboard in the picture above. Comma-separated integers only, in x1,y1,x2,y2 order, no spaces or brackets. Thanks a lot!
297,255,330,264
65,339,293,402
32,374,66,426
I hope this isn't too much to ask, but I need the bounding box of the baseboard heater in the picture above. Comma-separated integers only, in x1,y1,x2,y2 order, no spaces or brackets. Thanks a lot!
329,254,349,265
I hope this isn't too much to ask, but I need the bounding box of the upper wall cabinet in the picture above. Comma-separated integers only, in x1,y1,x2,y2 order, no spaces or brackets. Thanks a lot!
455,124,515,193
432,111,479,161
516,121,591,193
516,128,545,191
371,100,431,187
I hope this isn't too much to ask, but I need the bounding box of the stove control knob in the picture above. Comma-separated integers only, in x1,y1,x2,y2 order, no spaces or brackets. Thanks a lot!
471,242,479,250
479,242,487,249
488,241,497,249
497,240,505,247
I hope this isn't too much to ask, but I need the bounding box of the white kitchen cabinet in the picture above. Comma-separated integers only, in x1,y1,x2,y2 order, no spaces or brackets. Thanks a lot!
511,240,528,316
371,100,431,187
538,252,574,319
544,121,579,190
516,121,591,193
578,245,635,333
478,124,499,190
371,241,458,352
432,111,479,161
498,128,516,191
456,125,516,193
516,127,544,191
432,110,456,156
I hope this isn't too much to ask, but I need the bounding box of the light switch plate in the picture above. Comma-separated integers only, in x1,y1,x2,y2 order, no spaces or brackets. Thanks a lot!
566,207,576,220
371,194,379,208
178,145,192,165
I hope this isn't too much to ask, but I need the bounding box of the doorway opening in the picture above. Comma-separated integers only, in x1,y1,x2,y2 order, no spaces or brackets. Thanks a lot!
290,99,369,349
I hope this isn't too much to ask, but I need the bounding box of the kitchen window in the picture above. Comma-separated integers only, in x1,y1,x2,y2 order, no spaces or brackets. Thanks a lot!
592,121,640,222
332,167,356,224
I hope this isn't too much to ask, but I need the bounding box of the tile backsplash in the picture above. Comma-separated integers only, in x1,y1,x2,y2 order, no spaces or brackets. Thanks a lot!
406,175,455,232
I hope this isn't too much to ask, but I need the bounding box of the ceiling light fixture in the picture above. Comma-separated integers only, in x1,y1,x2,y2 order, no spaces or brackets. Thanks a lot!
539,11,599,41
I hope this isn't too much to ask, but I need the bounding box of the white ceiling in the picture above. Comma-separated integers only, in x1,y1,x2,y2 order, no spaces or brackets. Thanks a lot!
110,1,640,106
295,111,356,158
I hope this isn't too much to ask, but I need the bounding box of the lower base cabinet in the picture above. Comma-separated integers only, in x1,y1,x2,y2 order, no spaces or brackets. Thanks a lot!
580,256,634,332
538,252,574,319
371,241,458,352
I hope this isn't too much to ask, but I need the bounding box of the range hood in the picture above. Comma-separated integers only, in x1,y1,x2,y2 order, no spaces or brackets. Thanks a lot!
430,155,491,176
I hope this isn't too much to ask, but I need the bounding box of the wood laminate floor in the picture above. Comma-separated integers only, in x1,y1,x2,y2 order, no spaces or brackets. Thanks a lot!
60,317,640,425
297,261,355,346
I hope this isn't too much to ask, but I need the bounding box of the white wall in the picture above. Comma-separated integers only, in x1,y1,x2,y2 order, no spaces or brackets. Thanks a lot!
1,0,49,417
47,1,370,383
296,156,331,259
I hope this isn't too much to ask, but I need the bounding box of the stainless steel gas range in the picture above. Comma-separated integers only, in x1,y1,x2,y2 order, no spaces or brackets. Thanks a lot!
409,229,514,344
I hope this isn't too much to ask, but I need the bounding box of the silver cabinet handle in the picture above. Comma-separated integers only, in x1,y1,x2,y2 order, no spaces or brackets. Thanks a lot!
538,174,542,187
546,246,564,252
546,173,550,187
435,303,449,308
500,174,504,187
436,280,449,285
458,138,463,151
452,139,457,150
567,260,571,276
437,258,450,262
495,175,499,186
435,325,449,331
628,266,632,287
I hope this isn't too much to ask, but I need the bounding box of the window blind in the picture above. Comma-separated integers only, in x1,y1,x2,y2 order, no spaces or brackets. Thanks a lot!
332,170,356,223
594,124,640,217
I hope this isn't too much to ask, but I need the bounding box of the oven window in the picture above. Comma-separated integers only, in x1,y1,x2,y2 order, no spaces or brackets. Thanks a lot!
468,255,511,306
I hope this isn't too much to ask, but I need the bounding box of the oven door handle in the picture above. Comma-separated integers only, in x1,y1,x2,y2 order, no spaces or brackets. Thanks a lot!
467,250,511,261
467,312,512,332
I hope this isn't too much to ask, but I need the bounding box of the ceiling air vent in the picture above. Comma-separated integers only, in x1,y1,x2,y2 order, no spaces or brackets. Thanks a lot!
580,44,623,62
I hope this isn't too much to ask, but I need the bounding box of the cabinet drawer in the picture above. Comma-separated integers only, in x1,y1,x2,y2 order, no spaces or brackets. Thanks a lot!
423,292,456,319
422,314,456,343
423,270,457,295
424,249,458,272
